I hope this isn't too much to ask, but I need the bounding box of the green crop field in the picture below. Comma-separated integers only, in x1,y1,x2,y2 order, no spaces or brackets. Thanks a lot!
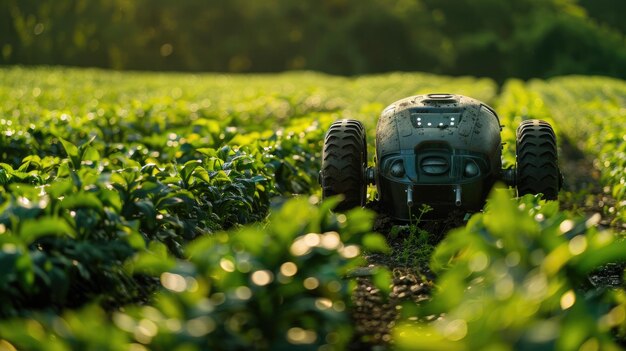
0,67,625,350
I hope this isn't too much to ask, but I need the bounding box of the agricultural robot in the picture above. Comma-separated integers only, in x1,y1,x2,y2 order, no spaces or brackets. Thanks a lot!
320,94,561,220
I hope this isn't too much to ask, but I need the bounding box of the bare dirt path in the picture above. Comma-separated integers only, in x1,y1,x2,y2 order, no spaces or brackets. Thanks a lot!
348,209,464,350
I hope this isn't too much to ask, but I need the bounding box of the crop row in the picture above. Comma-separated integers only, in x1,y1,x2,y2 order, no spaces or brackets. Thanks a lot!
1,67,624,350
0,67,494,349
495,76,626,224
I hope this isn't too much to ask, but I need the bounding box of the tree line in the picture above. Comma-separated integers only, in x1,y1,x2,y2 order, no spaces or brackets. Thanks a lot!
1,0,625,81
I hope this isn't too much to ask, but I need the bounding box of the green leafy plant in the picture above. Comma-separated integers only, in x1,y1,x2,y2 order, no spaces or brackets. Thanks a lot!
0,197,389,351
395,191,626,350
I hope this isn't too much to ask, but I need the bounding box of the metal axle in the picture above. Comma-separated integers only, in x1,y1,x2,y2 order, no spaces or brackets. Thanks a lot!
406,185,414,208
501,168,517,186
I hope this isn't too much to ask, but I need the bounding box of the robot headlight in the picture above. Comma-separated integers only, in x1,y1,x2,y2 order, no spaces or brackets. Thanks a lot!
390,160,405,177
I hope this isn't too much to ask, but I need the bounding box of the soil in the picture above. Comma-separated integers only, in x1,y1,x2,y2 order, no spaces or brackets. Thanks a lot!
347,206,466,350
347,134,625,350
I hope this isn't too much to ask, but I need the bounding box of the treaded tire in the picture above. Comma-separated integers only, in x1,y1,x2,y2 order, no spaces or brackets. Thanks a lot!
321,119,367,211
516,119,561,200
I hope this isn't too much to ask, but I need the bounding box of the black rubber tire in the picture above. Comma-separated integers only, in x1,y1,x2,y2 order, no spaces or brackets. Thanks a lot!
515,119,561,200
321,119,367,211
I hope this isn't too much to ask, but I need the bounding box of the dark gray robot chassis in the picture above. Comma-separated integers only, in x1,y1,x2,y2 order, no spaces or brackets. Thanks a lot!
320,94,561,221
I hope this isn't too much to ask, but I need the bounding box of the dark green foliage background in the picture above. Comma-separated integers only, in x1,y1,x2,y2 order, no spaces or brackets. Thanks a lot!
2,0,626,80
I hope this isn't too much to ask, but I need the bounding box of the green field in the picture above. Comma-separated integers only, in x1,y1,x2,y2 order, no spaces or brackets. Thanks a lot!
0,67,625,350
